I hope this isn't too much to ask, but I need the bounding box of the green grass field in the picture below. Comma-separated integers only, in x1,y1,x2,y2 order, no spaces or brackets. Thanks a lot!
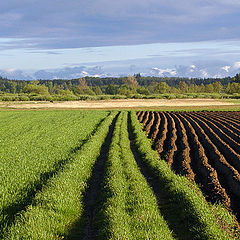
0,109,239,239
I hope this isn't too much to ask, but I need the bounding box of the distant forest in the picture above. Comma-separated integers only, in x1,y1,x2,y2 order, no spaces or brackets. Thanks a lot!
0,73,240,101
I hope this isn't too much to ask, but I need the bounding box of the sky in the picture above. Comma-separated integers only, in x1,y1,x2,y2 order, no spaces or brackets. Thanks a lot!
1,0,240,79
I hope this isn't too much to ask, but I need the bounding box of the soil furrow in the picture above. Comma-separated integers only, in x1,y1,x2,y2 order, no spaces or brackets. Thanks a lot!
209,114,240,131
208,115,240,135
150,112,161,142
145,111,155,137
148,112,159,140
187,113,240,173
164,112,178,167
138,111,240,220
176,113,231,207
171,113,195,181
205,111,240,120
136,111,141,118
196,112,240,144
191,112,240,153
216,112,240,124
142,111,150,128
155,112,168,154
183,114,240,219
138,111,146,123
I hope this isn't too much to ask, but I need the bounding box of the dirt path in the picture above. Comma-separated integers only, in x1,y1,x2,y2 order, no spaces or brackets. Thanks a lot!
0,98,235,109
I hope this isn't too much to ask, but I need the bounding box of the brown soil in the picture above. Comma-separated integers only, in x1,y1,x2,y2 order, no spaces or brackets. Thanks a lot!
171,113,195,181
139,111,240,220
156,112,168,155
145,111,155,136
149,112,161,142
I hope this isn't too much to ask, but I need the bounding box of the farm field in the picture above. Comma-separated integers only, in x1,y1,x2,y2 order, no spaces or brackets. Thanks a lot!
137,111,240,223
0,98,237,110
0,110,239,239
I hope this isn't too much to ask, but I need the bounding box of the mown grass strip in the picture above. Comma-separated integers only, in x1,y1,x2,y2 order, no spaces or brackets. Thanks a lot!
130,111,239,240
98,112,175,240
121,112,175,240
3,111,117,240
97,112,132,239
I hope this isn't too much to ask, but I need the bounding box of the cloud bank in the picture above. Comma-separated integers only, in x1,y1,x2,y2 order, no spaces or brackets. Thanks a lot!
1,59,240,80
0,1,240,49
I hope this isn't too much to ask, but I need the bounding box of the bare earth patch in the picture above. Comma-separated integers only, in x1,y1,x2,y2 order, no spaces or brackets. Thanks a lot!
0,99,236,109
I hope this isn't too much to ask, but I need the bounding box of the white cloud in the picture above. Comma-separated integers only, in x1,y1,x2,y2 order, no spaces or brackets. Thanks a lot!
2,60,240,80
151,67,177,76
200,70,208,78
5,68,16,73
233,62,240,69
190,65,196,72
221,65,230,72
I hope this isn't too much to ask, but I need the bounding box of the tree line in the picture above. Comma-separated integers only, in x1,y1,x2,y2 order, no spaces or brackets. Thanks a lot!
0,74,240,97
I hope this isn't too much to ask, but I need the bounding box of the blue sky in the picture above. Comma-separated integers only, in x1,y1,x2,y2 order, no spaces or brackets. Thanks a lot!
0,0,240,78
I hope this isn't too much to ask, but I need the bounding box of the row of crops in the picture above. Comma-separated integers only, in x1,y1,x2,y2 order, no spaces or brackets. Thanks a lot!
0,110,239,239
0,110,111,238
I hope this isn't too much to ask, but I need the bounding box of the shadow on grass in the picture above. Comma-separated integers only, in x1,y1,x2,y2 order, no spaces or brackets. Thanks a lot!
0,113,110,238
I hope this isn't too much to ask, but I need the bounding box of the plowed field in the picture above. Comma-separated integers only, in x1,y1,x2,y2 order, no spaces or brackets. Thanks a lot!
137,111,240,219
